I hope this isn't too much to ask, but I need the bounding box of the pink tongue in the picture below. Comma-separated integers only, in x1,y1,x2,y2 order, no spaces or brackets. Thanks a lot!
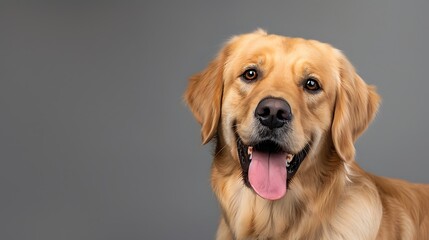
249,150,287,200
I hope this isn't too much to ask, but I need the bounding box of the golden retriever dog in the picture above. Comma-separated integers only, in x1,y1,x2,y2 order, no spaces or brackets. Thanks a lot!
184,30,429,239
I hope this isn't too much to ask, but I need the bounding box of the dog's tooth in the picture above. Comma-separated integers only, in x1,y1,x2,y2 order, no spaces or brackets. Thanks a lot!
286,154,294,167
248,146,253,160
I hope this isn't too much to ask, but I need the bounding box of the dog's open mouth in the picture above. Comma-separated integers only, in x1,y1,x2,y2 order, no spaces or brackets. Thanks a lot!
237,136,310,200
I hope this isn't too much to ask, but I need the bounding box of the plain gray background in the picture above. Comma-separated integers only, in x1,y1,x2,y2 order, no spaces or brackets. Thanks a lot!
1,1,429,239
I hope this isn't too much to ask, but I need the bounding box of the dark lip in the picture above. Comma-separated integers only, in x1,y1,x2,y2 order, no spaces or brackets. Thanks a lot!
234,127,311,188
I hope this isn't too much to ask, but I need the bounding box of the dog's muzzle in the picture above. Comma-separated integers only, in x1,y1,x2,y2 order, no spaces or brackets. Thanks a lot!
236,97,310,201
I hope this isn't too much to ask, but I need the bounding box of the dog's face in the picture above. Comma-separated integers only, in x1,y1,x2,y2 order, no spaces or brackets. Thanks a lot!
185,30,380,200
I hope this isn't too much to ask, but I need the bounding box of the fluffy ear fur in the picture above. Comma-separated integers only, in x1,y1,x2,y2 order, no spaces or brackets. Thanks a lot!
332,52,381,162
184,50,227,144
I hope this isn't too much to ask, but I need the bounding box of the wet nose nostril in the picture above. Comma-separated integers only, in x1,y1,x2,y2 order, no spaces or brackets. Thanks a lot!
262,107,270,117
277,110,287,120
256,106,271,118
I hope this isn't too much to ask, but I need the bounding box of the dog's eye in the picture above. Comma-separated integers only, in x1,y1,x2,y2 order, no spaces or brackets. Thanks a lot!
241,69,258,81
304,78,321,92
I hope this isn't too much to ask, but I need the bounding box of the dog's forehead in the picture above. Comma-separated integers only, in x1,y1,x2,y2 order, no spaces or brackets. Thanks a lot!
228,34,337,67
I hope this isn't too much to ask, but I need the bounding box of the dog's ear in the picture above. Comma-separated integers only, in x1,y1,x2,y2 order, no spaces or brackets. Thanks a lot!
184,49,227,144
332,51,381,162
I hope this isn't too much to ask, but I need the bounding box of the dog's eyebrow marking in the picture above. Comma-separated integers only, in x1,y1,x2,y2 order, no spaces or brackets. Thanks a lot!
242,63,258,71
241,55,265,69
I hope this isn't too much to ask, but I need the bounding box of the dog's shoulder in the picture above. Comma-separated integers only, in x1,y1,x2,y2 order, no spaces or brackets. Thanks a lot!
369,174,429,238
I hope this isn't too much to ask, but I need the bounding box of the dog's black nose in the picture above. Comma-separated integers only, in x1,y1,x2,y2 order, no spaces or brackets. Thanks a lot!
255,97,292,129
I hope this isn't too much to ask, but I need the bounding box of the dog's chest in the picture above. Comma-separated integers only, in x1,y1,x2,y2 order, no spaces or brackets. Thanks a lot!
216,177,312,239
215,175,381,240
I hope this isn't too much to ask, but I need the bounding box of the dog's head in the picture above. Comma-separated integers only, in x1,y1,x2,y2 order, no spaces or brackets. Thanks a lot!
185,30,380,200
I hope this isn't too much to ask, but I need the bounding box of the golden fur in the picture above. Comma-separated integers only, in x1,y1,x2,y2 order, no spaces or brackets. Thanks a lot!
184,30,429,239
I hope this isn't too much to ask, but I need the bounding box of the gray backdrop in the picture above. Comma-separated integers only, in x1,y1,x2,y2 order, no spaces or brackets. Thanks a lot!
1,1,429,239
